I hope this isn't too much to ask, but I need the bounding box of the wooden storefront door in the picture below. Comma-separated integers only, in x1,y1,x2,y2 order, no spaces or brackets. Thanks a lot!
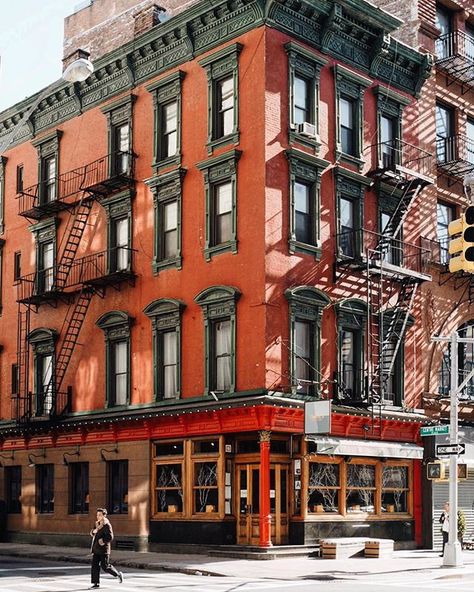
236,463,289,545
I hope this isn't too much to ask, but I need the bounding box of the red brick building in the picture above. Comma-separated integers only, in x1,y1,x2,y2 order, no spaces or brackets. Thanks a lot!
0,0,435,549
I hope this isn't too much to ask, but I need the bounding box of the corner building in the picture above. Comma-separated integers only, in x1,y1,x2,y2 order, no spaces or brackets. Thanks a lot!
0,0,433,549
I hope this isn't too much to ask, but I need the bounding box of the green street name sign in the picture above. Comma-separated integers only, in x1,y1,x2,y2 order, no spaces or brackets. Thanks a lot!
420,425,449,436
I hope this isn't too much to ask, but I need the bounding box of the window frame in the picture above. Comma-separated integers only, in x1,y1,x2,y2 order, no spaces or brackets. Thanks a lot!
30,218,58,296
197,150,241,261
437,201,455,265
96,310,134,408
102,95,136,179
146,168,186,273
5,465,22,514
436,102,455,163
32,130,62,206
27,327,58,417
195,286,240,396
374,86,409,170
199,43,242,154
69,462,89,515
36,463,54,514
101,190,134,275
334,65,371,170
0,156,5,235
144,298,185,401
107,460,129,515
336,299,367,403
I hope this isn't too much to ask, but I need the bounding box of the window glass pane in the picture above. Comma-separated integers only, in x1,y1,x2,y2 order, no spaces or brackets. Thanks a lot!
155,442,183,456
215,320,231,355
164,201,178,231
347,464,375,487
294,76,308,124
295,182,309,214
294,182,311,244
467,120,474,164
382,465,407,489
216,183,232,214
340,197,355,257
341,330,355,395
108,460,128,514
164,102,177,133
308,463,340,513
114,218,129,271
193,440,219,454
194,461,218,513
156,463,183,512
340,98,353,128
163,330,177,399
218,77,234,137
115,342,127,373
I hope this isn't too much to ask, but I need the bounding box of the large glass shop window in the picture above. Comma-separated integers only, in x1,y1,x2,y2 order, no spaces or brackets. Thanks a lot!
307,462,340,514
346,463,376,514
155,463,184,513
381,465,408,513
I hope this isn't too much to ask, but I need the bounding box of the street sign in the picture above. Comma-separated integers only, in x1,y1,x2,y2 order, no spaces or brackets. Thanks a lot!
436,443,466,456
420,425,449,436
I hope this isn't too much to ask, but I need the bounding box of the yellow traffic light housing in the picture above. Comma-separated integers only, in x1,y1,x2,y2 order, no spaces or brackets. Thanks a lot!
426,461,445,480
449,205,474,273
458,463,468,480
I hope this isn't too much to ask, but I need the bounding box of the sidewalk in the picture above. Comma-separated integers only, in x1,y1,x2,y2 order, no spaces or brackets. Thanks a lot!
1,543,474,581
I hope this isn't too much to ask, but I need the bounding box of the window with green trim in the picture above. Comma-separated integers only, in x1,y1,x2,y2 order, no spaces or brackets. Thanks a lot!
146,168,186,273
285,42,325,150
96,311,134,408
199,43,242,154
28,328,57,417
336,300,366,403
31,217,58,295
379,193,402,267
0,239,4,314
335,169,369,260
197,150,241,260
374,86,409,170
144,298,185,400
147,71,184,172
286,149,328,257
195,286,240,395
101,190,133,274
285,287,329,396
0,156,6,234
32,131,62,206
334,66,370,169
102,96,135,178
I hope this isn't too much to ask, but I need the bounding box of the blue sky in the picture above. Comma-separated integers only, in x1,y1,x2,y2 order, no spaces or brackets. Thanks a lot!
0,0,80,112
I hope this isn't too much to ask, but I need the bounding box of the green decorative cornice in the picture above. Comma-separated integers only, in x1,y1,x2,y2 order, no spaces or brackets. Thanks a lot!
334,165,372,187
0,0,430,150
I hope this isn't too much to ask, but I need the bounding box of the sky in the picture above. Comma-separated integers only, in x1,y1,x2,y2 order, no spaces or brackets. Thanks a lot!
0,0,81,112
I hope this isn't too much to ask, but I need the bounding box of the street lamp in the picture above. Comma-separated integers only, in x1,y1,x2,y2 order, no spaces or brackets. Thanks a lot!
0,54,94,155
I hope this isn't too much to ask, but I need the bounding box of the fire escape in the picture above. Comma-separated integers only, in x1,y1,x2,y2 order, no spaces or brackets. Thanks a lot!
336,140,434,409
12,152,136,423
435,30,474,95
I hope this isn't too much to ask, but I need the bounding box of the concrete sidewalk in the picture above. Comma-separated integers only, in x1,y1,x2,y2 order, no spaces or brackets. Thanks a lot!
1,543,474,581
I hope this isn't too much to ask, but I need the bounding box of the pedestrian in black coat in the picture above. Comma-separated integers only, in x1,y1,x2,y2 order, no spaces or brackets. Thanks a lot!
89,508,123,589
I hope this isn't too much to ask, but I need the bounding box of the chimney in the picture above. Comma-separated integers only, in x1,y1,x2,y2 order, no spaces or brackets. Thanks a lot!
134,4,165,37
62,48,91,73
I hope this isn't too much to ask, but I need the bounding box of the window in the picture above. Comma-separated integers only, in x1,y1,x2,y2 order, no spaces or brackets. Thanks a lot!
96,311,133,407
199,43,242,153
374,86,409,171
11,363,18,395
70,462,89,514
195,286,240,395
14,251,21,282
381,465,409,513
147,71,184,170
32,130,62,206
147,168,186,273
286,148,327,256
5,466,21,513
340,97,355,155
437,202,455,265
107,460,128,515
436,103,455,163
335,168,369,260
101,190,133,275
16,165,24,193
144,298,185,400
0,157,5,234
197,150,241,260
346,463,376,514
102,95,135,178
0,239,3,313
336,299,366,402
308,462,340,514
380,203,402,267
286,287,329,396
466,23,474,62
31,218,57,295
467,118,474,164
285,42,325,149
435,5,453,60
152,437,225,517
36,463,54,514
28,328,57,417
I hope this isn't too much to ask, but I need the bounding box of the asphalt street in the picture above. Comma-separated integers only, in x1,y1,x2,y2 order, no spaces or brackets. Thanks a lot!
2,555,474,592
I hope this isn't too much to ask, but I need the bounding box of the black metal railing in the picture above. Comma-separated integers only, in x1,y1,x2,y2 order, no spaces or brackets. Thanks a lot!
337,229,430,276
436,134,474,177
436,30,474,69
17,151,135,218
373,139,433,180
420,236,450,267
16,247,135,303
11,387,72,422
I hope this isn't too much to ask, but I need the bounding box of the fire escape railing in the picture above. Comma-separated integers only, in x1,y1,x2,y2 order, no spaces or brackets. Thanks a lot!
17,151,135,218
435,30,474,88
420,236,449,267
16,247,136,303
436,134,474,179
371,139,434,182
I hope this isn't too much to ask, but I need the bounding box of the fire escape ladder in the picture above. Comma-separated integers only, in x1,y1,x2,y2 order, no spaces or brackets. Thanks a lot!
370,279,418,403
54,288,94,395
54,196,94,290
15,303,31,421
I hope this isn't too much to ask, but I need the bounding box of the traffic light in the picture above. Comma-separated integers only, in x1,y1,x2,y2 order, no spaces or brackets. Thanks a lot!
458,463,468,480
426,461,445,480
448,205,474,273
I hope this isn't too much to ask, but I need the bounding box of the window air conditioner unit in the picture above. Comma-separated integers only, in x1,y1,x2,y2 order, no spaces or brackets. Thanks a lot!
297,122,317,138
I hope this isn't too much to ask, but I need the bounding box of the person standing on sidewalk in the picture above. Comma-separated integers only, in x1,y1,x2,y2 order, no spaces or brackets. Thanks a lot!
439,501,450,556
89,508,124,589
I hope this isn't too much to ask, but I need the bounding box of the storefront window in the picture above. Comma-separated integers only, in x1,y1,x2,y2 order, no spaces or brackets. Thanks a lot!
381,465,408,513
193,461,218,513
346,463,376,514
155,464,183,513
308,462,340,514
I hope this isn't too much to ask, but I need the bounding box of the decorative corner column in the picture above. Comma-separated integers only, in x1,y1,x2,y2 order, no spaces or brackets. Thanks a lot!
259,430,272,548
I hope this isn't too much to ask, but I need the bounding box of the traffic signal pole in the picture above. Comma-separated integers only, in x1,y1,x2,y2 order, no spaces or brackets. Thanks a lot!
432,333,474,567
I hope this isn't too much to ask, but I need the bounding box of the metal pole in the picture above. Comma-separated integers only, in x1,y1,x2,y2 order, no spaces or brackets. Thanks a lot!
443,331,463,567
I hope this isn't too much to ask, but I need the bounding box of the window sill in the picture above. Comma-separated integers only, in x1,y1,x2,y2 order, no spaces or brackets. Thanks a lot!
207,132,240,155
153,257,182,274
289,240,322,259
335,151,365,171
289,130,321,153
204,240,237,261
153,155,181,174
